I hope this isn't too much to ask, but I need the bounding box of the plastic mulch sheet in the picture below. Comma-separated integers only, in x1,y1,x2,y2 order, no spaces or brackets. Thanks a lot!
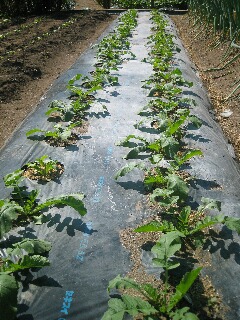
0,12,240,320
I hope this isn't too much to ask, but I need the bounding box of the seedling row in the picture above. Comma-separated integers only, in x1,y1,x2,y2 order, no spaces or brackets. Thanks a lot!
103,11,240,320
0,10,138,319
1,9,239,320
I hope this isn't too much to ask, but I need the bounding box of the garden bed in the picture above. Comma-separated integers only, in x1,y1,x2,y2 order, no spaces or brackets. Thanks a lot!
0,8,240,320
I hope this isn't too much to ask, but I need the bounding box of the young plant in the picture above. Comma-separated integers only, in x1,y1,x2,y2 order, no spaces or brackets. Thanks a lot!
22,155,64,181
117,109,201,162
0,238,52,320
116,133,180,161
103,232,201,320
46,100,77,122
67,74,98,100
0,169,87,238
26,122,80,146
134,198,240,247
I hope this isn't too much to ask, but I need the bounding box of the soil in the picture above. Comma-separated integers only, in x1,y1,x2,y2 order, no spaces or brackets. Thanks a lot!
170,12,240,162
0,0,115,148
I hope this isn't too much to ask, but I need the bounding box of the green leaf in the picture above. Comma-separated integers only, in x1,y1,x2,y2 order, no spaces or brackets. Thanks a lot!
33,214,51,225
32,193,86,216
141,283,159,301
102,295,157,320
59,129,72,141
108,275,141,293
170,307,199,320
7,239,51,256
0,273,18,320
176,150,203,166
150,188,173,201
3,169,24,188
224,217,240,234
144,173,165,187
115,162,145,180
167,174,189,201
124,146,147,159
68,73,82,86
191,215,225,234
167,267,202,312
2,255,50,273
188,116,202,129
26,128,45,137
134,221,174,233
0,200,22,239
148,141,162,153
122,294,157,316
160,135,179,158
168,117,186,136
151,232,183,270
116,134,147,147
102,298,125,320
45,107,59,116
198,198,221,212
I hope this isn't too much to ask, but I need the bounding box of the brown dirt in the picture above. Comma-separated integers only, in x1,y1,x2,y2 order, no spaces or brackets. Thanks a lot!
0,0,115,148
171,12,240,162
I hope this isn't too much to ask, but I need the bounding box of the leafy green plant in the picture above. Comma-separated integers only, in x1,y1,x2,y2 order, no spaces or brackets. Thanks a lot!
144,68,193,90
46,100,77,122
103,232,201,320
67,73,102,98
117,104,202,164
146,170,190,207
0,238,51,320
0,169,87,238
110,0,186,9
22,155,64,181
135,198,240,246
26,122,80,146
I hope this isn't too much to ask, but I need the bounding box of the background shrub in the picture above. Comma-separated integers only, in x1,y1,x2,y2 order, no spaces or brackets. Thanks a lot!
0,0,75,17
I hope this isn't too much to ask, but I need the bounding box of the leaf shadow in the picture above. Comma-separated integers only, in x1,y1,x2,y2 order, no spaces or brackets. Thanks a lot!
97,97,110,104
204,227,240,265
46,214,97,237
65,144,79,152
117,180,145,194
27,135,45,142
110,90,120,97
185,132,211,143
17,310,34,320
190,178,222,191
136,126,160,134
86,110,110,119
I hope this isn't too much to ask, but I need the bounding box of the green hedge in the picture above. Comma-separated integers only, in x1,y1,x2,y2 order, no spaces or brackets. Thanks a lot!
0,0,75,17
99,0,187,9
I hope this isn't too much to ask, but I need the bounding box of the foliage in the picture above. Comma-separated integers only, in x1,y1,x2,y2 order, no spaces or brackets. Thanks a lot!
135,197,240,247
0,238,51,320
0,165,86,318
0,169,86,239
0,273,18,320
23,155,63,181
26,10,137,146
109,0,187,9
0,0,75,17
188,0,240,99
110,11,237,320
103,233,201,319
26,122,80,145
